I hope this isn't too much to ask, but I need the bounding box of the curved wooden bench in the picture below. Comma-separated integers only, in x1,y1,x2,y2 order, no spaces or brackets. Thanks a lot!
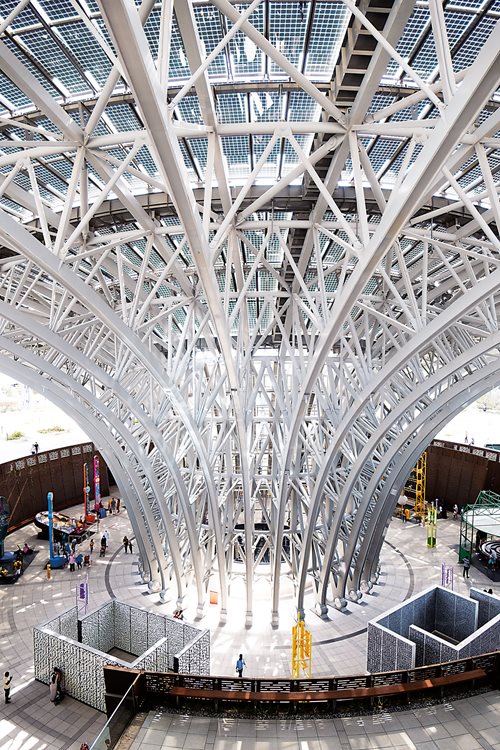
168,667,488,706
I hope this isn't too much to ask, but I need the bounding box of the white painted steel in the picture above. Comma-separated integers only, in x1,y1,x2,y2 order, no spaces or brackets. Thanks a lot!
0,0,498,623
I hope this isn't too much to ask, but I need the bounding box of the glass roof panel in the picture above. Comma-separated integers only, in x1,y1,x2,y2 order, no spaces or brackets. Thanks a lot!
187,138,208,173
453,16,497,72
367,94,395,117
221,135,250,176
176,96,203,126
16,29,90,94
0,72,31,110
169,13,191,82
0,0,40,28
86,116,111,138
56,22,113,88
268,1,308,75
194,5,228,79
33,164,68,194
282,134,308,172
456,164,483,189
216,92,247,124
266,233,285,266
3,37,61,101
31,116,63,135
304,1,350,80
444,9,476,45
388,142,424,178
367,138,404,176
144,7,162,61
287,91,321,123
178,139,197,175
250,91,283,122
227,3,265,79
253,135,280,178
83,0,100,13
134,144,158,176
0,195,27,214
94,18,119,61
47,158,74,180
386,7,429,78
36,0,79,20
104,103,142,132
410,36,438,79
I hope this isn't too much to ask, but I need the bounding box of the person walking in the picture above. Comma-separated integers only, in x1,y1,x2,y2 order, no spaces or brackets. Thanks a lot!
128,539,133,553
89,539,94,555
3,671,12,703
463,556,471,578
453,504,459,520
122,536,129,553
68,553,76,572
235,654,246,678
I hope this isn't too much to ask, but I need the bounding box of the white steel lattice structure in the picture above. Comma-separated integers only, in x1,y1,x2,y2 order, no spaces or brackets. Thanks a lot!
0,0,499,625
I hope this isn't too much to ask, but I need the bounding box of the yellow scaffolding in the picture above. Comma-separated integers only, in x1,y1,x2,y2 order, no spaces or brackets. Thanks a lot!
405,452,427,520
291,612,312,678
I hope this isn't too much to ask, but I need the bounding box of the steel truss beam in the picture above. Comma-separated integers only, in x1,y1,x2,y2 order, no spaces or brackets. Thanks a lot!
0,0,498,626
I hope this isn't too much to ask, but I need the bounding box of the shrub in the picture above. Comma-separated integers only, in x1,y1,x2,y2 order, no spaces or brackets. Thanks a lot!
6,430,23,440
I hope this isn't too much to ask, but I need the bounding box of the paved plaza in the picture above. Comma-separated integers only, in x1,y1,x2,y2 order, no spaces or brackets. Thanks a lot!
0,501,498,749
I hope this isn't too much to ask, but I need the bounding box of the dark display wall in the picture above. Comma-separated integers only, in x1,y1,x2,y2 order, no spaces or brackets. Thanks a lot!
2,437,496,532
426,440,500,510
0,443,109,530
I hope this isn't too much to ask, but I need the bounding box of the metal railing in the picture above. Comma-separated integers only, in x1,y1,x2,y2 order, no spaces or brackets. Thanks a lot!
140,651,498,700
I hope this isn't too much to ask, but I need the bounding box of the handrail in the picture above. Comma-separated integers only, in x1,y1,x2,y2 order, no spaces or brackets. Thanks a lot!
139,650,498,696
102,650,499,719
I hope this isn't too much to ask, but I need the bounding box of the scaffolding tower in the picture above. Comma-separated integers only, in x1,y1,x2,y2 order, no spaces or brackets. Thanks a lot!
404,452,427,520
291,612,312,678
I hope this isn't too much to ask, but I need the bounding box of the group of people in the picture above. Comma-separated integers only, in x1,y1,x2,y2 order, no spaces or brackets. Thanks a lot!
107,497,120,514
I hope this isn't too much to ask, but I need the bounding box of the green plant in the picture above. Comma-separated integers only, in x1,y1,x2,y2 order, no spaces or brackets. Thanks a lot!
6,430,23,440
38,425,65,434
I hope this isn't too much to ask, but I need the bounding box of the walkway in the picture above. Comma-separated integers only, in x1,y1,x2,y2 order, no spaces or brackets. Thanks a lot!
0,501,498,749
